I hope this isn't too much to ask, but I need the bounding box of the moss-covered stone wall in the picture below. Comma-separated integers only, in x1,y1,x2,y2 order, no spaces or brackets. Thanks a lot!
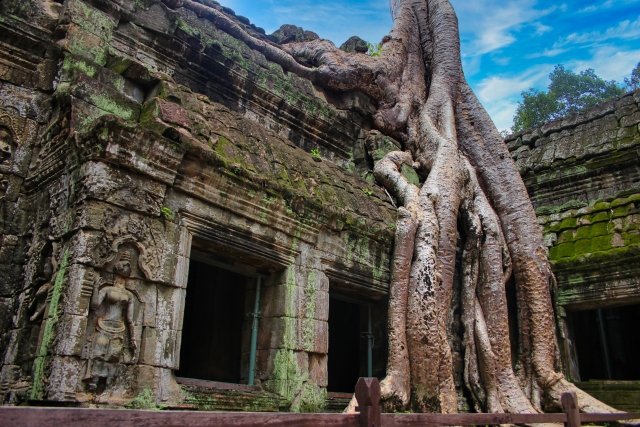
506,91,640,311
0,0,396,411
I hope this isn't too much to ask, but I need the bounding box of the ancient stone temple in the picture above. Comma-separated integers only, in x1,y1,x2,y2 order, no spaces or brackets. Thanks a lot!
506,96,640,411
0,0,396,411
0,0,638,413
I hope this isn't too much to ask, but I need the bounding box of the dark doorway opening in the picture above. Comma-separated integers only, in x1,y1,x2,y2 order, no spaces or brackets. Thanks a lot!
572,304,640,381
177,258,248,383
327,293,387,393
505,277,520,370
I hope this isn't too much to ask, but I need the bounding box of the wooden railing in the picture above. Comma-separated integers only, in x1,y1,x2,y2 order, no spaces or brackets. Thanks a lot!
1,378,638,427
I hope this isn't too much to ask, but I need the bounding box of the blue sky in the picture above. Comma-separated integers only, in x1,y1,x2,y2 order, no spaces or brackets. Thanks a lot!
219,0,640,131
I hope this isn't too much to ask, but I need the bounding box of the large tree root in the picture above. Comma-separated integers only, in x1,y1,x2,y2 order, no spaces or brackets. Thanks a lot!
164,0,621,416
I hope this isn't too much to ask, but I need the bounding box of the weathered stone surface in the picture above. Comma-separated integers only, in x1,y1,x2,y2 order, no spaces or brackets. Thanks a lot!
576,381,640,412
268,24,319,44
79,161,167,216
0,0,397,409
340,36,369,54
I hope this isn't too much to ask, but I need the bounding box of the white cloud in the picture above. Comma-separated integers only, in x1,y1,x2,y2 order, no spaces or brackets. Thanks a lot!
555,16,640,48
534,23,552,36
566,46,640,81
579,0,615,13
452,0,556,56
492,56,512,66
476,66,549,104
474,65,551,131
525,47,568,58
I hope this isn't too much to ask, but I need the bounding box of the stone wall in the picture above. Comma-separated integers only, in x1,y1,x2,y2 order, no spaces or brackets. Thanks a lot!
0,0,399,411
505,91,640,410
2,0,637,413
506,91,640,310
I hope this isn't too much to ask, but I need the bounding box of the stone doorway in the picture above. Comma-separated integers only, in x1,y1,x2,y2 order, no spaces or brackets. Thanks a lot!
176,257,253,384
571,303,640,381
327,293,387,393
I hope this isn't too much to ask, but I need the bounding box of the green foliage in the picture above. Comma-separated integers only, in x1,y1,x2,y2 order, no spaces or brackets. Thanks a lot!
366,42,382,57
127,389,163,410
310,149,321,159
513,88,559,132
161,206,175,221
550,65,624,114
512,64,626,132
625,62,640,91
361,188,373,196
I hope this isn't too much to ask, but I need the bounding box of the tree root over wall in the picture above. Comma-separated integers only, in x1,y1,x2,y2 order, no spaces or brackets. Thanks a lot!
163,0,619,416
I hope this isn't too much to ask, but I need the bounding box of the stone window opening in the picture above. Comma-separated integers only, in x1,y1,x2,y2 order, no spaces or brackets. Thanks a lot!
327,290,387,393
569,303,640,382
176,248,267,386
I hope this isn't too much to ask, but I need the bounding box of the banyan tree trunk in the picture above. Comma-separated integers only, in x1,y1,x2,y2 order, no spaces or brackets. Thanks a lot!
164,0,619,415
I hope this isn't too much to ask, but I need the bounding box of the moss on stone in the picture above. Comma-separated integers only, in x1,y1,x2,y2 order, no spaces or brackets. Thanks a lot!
31,248,70,400
558,216,578,231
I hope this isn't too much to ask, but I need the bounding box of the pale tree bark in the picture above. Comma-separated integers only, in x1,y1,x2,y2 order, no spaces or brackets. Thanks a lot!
163,0,619,415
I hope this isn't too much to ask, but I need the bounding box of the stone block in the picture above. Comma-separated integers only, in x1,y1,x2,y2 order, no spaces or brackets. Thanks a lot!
171,255,190,289
91,117,184,185
2,329,20,365
0,82,52,124
0,264,22,297
142,98,192,130
261,283,302,319
258,316,300,351
131,2,178,36
46,356,85,402
0,364,21,389
79,161,166,216
68,230,104,265
133,280,157,328
254,349,276,381
174,330,182,369
0,235,18,264
617,103,638,119
314,288,329,322
59,24,109,66
70,73,141,121
69,95,106,133
54,314,88,357
139,327,179,369
308,352,328,387
63,264,95,316
155,285,185,331
139,327,158,366
60,0,117,41
0,297,12,334
308,319,328,354
60,55,145,104
615,94,636,109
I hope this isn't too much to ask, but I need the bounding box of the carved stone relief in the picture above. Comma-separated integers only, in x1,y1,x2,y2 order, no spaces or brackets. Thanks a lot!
91,207,172,284
0,115,18,199
82,243,144,400
28,243,58,324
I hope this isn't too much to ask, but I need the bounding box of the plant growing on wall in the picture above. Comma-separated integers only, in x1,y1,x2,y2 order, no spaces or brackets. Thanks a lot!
165,0,617,415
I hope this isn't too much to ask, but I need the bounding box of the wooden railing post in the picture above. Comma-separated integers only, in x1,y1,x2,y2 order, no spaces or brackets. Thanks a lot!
355,377,381,427
562,391,581,427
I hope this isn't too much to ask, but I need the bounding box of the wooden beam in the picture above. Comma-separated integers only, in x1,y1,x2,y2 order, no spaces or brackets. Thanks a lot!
562,391,581,427
0,408,359,427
